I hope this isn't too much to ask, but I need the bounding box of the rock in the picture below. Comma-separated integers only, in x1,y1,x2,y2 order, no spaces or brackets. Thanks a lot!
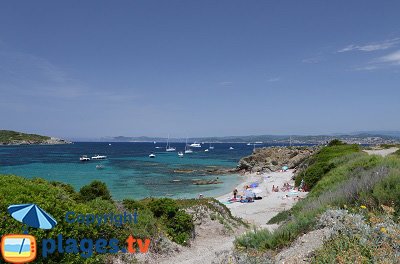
237,146,319,173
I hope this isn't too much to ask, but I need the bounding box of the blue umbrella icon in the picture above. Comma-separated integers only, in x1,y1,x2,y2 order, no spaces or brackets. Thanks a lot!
7,204,57,230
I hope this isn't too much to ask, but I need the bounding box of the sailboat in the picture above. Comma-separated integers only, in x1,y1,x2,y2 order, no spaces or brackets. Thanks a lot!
209,142,214,150
184,138,193,154
166,135,176,152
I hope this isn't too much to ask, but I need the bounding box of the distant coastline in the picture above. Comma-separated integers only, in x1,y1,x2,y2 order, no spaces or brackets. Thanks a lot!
98,132,400,145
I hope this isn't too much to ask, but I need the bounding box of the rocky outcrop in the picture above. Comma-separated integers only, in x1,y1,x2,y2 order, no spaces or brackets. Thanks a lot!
0,130,71,145
237,146,319,173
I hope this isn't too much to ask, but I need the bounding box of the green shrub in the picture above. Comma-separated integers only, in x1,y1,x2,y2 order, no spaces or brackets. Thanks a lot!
0,175,120,263
79,180,112,202
122,198,144,210
328,139,345,146
166,210,194,245
371,169,400,207
148,198,178,218
267,210,291,224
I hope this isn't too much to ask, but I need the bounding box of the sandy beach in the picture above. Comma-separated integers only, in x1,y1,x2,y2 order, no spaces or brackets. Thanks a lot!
156,170,308,264
217,169,308,228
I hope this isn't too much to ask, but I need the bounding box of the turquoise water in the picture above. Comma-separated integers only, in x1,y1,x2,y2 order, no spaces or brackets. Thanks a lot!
0,142,258,200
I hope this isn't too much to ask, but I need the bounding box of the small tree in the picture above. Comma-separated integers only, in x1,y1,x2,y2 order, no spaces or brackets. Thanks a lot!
79,180,112,202
328,139,345,146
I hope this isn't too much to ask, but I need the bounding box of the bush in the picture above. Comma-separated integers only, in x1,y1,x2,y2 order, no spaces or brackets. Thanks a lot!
122,198,144,210
328,139,345,146
148,198,178,218
166,211,194,245
0,175,124,263
79,180,112,202
314,209,400,263
371,169,400,207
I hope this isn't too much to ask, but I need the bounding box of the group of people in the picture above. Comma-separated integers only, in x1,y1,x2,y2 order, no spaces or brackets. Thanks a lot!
231,186,262,203
271,181,308,193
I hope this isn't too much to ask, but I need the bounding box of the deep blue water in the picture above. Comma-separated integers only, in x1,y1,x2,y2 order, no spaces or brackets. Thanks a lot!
0,142,286,200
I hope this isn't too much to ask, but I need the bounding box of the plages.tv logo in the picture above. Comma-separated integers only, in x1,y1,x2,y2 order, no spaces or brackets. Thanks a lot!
1,203,56,264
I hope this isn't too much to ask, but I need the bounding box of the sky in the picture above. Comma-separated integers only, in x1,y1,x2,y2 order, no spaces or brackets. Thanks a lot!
1,1,400,139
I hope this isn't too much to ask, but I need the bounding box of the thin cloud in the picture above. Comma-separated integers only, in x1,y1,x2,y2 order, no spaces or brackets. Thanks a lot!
353,49,400,71
0,49,84,98
338,38,400,53
377,50,400,65
353,65,379,71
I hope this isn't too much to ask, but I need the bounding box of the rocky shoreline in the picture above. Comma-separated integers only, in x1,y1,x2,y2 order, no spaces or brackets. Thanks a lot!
0,137,72,146
237,146,319,173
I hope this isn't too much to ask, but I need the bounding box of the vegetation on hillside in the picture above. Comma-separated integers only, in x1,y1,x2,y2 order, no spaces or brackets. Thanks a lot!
235,141,400,263
294,141,360,188
0,130,50,144
0,175,234,263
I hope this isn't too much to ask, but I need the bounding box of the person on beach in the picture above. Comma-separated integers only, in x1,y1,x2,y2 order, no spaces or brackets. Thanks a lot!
272,185,275,192
233,188,238,199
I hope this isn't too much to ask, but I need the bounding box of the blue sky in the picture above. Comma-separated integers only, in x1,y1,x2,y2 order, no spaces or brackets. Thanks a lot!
1,1,400,138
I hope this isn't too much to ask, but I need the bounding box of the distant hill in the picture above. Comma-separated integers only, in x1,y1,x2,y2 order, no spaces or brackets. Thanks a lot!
99,132,400,145
0,130,70,145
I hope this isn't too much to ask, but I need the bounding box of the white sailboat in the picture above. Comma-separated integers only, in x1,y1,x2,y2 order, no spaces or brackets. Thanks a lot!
184,138,193,154
166,135,176,152
209,142,214,150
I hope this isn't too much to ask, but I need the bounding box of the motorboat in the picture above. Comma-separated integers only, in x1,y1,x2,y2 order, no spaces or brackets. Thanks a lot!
247,143,252,146
204,149,209,152
178,152,184,157
209,142,214,149
149,153,156,158
229,147,234,150
96,165,105,170
80,155,90,162
189,142,201,148
92,155,107,160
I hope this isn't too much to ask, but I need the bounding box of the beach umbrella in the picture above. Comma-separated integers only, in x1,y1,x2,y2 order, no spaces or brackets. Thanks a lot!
8,204,57,230
251,188,263,194
244,190,255,198
250,182,259,188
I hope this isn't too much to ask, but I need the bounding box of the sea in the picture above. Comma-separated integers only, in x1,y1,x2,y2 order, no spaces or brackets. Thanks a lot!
0,142,287,200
